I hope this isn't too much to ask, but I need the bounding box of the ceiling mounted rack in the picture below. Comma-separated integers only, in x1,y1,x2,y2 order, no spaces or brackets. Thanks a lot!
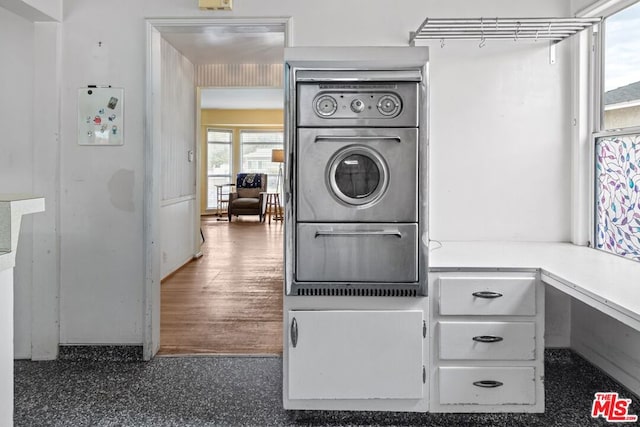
409,17,601,64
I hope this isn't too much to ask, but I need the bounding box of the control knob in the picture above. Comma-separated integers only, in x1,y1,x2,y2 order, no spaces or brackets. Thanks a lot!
350,99,365,113
377,94,401,116
314,95,338,117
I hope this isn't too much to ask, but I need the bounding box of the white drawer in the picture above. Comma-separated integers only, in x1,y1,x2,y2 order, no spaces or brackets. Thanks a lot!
439,321,536,360
439,367,536,405
439,276,536,316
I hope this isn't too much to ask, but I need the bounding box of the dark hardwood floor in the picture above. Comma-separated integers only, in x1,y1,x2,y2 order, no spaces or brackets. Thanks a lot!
158,216,283,355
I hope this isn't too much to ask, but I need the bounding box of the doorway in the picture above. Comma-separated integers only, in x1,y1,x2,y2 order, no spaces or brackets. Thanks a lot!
144,17,291,359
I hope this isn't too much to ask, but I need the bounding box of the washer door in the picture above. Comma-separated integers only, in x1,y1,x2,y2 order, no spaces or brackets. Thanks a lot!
328,146,388,207
297,128,418,222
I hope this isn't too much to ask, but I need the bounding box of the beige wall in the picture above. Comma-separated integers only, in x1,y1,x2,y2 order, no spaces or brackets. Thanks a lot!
200,109,283,213
604,105,640,130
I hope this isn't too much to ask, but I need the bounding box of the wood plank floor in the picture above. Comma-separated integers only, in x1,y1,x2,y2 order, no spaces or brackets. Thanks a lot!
158,216,283,355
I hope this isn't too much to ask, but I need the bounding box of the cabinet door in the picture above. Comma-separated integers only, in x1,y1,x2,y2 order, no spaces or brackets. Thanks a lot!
288,310,424,400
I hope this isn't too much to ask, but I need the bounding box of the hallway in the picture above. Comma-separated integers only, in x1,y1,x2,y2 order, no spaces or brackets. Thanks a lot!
159,216,283,355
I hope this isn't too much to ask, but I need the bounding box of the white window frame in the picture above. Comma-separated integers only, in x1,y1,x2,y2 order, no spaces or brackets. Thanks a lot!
584,0,640,256
593,0,640,135
206,127,233,211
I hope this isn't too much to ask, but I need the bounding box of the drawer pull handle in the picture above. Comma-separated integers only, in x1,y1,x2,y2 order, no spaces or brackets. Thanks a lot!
314,230,402,238
473,380,504,388
472,335,504,343
315,135,402,143
290,317,298,348
472,291,503,299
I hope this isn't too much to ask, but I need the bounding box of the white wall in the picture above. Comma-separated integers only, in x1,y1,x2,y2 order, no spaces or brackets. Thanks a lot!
572,0,602,14
572,300,640,396
160,37,197,278
29,22,62,360
427,41,572,241
0,0,60,21
57,0,574,345
21,0,61,20
545,286,572,347
160,200,197,278
0,268,14,427
59,2,146,345
0,4,34,210
1,4,61,362
0,6,35,361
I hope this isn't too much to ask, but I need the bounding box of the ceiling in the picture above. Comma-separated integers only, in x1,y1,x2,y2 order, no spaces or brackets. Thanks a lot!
158,24,285,109
159,24,285,65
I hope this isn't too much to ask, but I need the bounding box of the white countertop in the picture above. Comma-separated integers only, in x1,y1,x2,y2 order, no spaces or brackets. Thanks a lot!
429,241,640,331
0,195,45,271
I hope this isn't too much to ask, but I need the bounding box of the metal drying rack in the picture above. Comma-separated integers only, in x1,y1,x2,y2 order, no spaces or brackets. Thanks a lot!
409,17,601,63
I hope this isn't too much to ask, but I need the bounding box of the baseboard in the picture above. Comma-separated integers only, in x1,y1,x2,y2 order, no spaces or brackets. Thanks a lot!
58,345,143,362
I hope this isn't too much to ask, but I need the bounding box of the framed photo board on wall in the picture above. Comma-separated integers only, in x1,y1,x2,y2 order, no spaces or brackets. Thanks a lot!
77,87,124,146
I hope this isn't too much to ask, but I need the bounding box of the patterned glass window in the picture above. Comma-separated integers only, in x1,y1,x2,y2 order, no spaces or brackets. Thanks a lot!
595,134,640,261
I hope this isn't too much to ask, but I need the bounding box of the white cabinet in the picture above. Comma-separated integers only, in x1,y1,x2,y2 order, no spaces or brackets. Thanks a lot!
430,271,545,413
287,310,424,400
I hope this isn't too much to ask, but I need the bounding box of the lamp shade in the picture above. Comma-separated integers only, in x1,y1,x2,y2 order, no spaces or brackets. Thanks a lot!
271,148,284,163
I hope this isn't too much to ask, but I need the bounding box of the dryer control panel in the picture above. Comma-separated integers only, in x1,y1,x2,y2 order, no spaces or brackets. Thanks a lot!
313,92,402,119
297,82,419,127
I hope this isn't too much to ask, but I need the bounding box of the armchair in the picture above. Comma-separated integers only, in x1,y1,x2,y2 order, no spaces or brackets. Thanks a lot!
228,173,268,222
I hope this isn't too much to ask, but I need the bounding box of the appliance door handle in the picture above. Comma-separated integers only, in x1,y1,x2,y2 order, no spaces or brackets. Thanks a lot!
473,380,504,388
314,135,402,143
287,150,293,196
472,335,504,343
472,291,503,299
290,317,298,348
314,230,403,238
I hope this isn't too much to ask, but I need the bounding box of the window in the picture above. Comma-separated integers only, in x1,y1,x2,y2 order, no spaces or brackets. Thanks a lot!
602,1,640,131
207,129,233,210
593,1,640,261
240,130,284,193
595,135,640,261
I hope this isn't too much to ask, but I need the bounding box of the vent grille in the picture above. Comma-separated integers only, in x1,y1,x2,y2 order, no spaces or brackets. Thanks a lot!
295,287,417,297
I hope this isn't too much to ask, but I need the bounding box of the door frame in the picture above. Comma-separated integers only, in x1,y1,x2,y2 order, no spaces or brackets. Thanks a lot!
144,17,292,360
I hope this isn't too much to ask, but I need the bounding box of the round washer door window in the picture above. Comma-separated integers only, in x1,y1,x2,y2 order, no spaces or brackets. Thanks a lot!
329,147,388,206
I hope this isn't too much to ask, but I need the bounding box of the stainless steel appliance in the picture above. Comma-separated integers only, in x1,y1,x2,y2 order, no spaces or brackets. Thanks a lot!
284,47,429,296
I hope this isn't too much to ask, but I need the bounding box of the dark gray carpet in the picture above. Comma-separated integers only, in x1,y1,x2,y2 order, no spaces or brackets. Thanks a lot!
14,349,639,426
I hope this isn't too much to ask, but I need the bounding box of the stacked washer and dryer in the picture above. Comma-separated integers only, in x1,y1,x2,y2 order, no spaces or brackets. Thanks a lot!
286,50,429,296
283,47,430,411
